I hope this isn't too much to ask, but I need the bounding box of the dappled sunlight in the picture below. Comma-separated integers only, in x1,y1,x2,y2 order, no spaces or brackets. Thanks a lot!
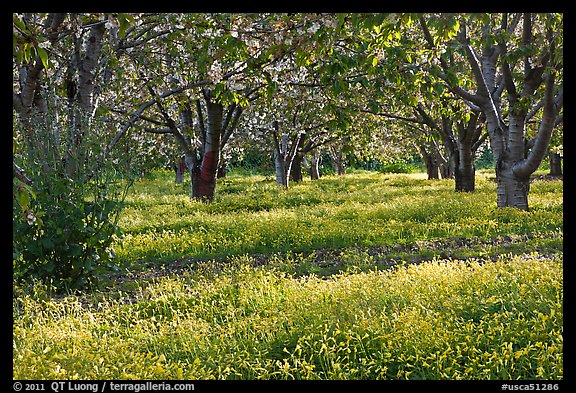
113,172,562,266
13,253,562,379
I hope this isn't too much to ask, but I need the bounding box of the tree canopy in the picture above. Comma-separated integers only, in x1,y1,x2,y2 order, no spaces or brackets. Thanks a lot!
14,12,562,202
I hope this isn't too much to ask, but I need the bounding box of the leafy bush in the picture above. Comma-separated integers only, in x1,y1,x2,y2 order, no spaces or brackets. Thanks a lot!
13,173,123,290
13,111,131,291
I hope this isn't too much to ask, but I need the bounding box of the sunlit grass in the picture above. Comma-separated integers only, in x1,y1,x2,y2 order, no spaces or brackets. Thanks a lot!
113,170,562,267
13,253,562,380
13,170,563,380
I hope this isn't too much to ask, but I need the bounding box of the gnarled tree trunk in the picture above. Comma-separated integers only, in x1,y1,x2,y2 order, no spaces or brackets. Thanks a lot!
450,14,562,209
271,121,301,189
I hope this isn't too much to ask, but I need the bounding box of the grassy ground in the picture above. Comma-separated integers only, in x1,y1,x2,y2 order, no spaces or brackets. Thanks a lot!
13,170,563,380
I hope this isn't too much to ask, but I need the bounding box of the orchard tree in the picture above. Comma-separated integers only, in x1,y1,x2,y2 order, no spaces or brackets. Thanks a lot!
342,13,487,189
106,13,340,199
106,13,261,201
422,13,563,209
409,100,488,188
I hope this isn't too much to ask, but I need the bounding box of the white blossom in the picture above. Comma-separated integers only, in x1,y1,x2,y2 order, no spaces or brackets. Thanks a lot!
208,59,223,82
233,61,247,72
105,19,119,29
307,22,320,34
25,210,36,225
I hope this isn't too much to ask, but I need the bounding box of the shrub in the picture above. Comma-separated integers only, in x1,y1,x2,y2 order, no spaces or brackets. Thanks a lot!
13,111,131,291
13,174,124,290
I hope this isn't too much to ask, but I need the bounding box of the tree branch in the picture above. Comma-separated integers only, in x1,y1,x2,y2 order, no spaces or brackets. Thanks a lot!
13,162,33,186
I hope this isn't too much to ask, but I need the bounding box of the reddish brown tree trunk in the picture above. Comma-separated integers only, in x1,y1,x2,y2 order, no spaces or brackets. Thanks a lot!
191,100,223,201
197,151,219,199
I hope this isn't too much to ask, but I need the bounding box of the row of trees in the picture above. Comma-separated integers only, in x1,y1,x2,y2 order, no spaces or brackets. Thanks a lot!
14,13,563,204
13,13,563,288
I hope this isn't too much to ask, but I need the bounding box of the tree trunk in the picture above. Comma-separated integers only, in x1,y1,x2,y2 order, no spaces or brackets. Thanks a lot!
496,162,530,210
194,100,223,201
271,122,301,189
216,154,228,179
333,160,345,175
454,159,475,192
439,160,452,179
274,149,288,188
309,151,321,180
454,139,475,192
174,157,186,183
185,153,199,198
290,152,303,183
77,22,106,116
217,164,227,179
549,152,562,177
491,112,531,209
440,144,455,180
327,144,346,175
419,145,439,180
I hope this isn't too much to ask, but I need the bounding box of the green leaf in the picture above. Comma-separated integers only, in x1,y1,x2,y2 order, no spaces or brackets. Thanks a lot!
332,79,344,94
41,238,55,249
116,15,131,37
36,46,49,69
13,15,29,34
44,262,56,273
70,244,84,257
17,191,30,210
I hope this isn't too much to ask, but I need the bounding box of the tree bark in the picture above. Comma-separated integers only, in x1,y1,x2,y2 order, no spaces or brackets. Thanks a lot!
290,152,303,183
454,148,475,192
174,157,186,183
271,121,301,188
454,121,476,192
305,150,321,180
274,149,288,187
549,152,562,177
439,151,454,180
77,22,106,115
217,161,228,178
496,162,530,210
194,99,223,201
418,144,439,180
328,146,346,175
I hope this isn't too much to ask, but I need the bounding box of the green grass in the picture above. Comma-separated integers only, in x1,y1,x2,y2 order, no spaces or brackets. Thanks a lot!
13,170,563,380
13,254,562,380
113,170,562,269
